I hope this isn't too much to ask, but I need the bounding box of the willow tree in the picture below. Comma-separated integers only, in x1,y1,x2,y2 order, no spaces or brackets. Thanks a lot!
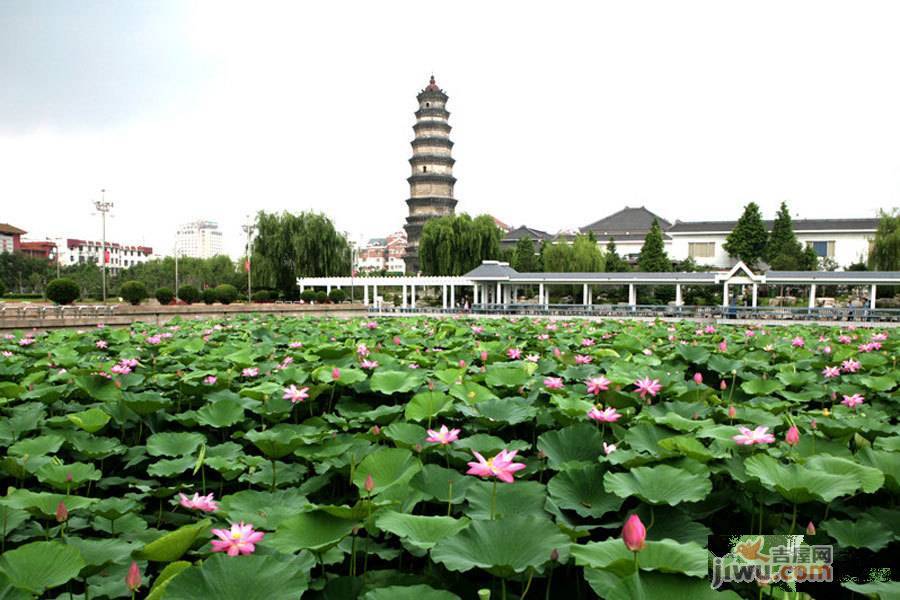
419,213,502,275
869,209,900,271
252,211,350,298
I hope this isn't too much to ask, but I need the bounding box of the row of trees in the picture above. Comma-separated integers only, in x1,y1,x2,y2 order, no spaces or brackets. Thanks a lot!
723,201,820,270
417,214,502,276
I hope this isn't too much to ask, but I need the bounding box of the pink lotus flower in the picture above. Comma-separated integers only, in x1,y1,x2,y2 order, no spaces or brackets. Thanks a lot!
471,325,484,334
393,336,402,345
602,442,617,455
56,501,68,523
126,561,141,592
357,343,370,357
525,354,540,363
704,325,716,334
733,426,776,445
364,474,375,492
361,359,379,370
642,348,653,356
18,337,34,346
745,330,756,338
587,406,621,423
806,521,816,535
693,372,703,385
622,514,646,551
838,335,852,344
720,380,728,391
728,405,736,418
289,341,303,348
466,450,526,483
507,348,522,360
146,335,161,345
581,338,595,347
409,363,419,369
480,351,488,362
1,351,12,357
95,340,108,349
210,522,264,556
841,359,861,373
575,354,592,365
179,492,219,512
822,346,832,355
718,340,727,352
633,377,661,399
242,367,258,377
110,363,131,375
841,393,865,409
586,376,610,395
544,377,564,390
822,366,840,379
204,375,217,385
552,347,562,358
536,333,550,341
283,384,309,404
872,332,888,341
426,425,460,445
365,321,378,329
785,425,800,446
331,367,341,380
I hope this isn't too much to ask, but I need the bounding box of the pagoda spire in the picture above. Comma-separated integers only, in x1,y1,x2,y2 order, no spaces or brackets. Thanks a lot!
403,76,457,274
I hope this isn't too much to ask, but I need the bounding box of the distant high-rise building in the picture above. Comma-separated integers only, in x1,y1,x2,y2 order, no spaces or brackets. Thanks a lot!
404,76,458,273
176,221,224,259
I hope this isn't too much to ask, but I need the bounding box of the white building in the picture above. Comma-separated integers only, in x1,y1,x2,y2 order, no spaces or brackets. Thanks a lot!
176,221,224,259
62,239,154,272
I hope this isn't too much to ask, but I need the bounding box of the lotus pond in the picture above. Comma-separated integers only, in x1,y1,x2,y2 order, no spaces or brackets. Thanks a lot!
0,316,897,599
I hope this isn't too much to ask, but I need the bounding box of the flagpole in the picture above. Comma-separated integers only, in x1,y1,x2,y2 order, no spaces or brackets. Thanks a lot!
93,189,113,302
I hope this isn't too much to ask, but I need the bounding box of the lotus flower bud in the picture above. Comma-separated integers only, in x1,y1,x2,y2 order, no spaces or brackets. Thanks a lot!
550,548,559,562
728,405,736,418
720,380,727,390
622,514,646,551
806,521,816,535
480,351,488,362
693,372,703,385
785,425,800,446
370,425,381,436
55,501,68,523
810,419,817,430
331,367,341,380
364,474,375,493
126,561,141,592
458,360,466,368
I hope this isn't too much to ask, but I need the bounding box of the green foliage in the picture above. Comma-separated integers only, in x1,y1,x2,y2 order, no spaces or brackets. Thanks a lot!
45,278,80,305
120,280,148,305
511,237,540,272
252,211,351,297
572,234,605,272
542,242,573,272
178,285,201,304
637,220,671,272
155,287,175,305
766,201,805,269
328,289,347,303
419,214,502,275
300,290,317,302
801,244,820,270
604,238,629,272
869,209,900,270
120,256,242,297
723,202,768,266
0,251,54,295
251,290,275,303
202,288,218,304
314,291,328,303
215,284,238,304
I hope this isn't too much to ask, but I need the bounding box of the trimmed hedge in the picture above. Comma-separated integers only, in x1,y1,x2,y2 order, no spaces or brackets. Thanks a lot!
215,284,238,305
155,287,175,305
300,290,317,303
178,285,201,305
202,288,218,305
328,289,347,303
46,278,80,305
120,281,148,306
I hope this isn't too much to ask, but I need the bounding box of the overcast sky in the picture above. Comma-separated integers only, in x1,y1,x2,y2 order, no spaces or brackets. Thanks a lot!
2,1,899,258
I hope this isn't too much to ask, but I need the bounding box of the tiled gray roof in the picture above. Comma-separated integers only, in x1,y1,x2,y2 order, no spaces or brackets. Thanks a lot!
581,207,672,235
464,262,518,279
514,271,716,282
668,218,880,234
503,226,553,241
767,270,900,282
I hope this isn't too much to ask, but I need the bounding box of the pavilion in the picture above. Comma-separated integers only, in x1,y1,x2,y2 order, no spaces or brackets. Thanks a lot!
297,260,900,313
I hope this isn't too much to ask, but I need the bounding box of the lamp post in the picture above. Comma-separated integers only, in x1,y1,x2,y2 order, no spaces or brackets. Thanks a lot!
48,237,61,279
242,219,255,303
174,234,180,302
93,190,113,302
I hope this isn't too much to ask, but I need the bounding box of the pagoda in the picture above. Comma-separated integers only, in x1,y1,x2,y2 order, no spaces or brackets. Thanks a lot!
403,75,457,273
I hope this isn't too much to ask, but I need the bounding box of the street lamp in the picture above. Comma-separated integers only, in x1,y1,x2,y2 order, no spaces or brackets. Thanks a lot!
93,190,113,302
174,232,180,302
242,218,256,303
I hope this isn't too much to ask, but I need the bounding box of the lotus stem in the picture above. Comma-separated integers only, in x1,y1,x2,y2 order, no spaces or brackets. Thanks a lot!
447,480,453,516
544,565,553,600
789,503,797,534
270,458,277,492
521,568,534,598
633,550,639,572
490,480,498,520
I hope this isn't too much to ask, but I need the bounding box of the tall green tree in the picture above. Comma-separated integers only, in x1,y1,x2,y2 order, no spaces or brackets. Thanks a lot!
869,209,900,271
604,238,629,272
723,202,768,266
418,213,502,275
766,201,805,269
252,211,351,297
541,242,573,273
571,234,605,272
637,220,671,272
511,237,540,272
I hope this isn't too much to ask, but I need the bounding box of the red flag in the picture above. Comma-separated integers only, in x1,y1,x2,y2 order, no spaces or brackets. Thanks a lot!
104,249,110,264
244,259,250,272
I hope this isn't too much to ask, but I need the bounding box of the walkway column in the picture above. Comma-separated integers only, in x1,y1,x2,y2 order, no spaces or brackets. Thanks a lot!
751,283,758,308
496,282,502,305
442,285,447,309
327,284,332,294
582,283,589,305
373,284,379,307
363,285,369,306
450,285,455,307
722,283,729,308
411,285,417,309
402,284,407,308
538,283,544,307
871,284,877,309
675,284,683,306
808,283,817,309
299,284,305,294
628,284,636,307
